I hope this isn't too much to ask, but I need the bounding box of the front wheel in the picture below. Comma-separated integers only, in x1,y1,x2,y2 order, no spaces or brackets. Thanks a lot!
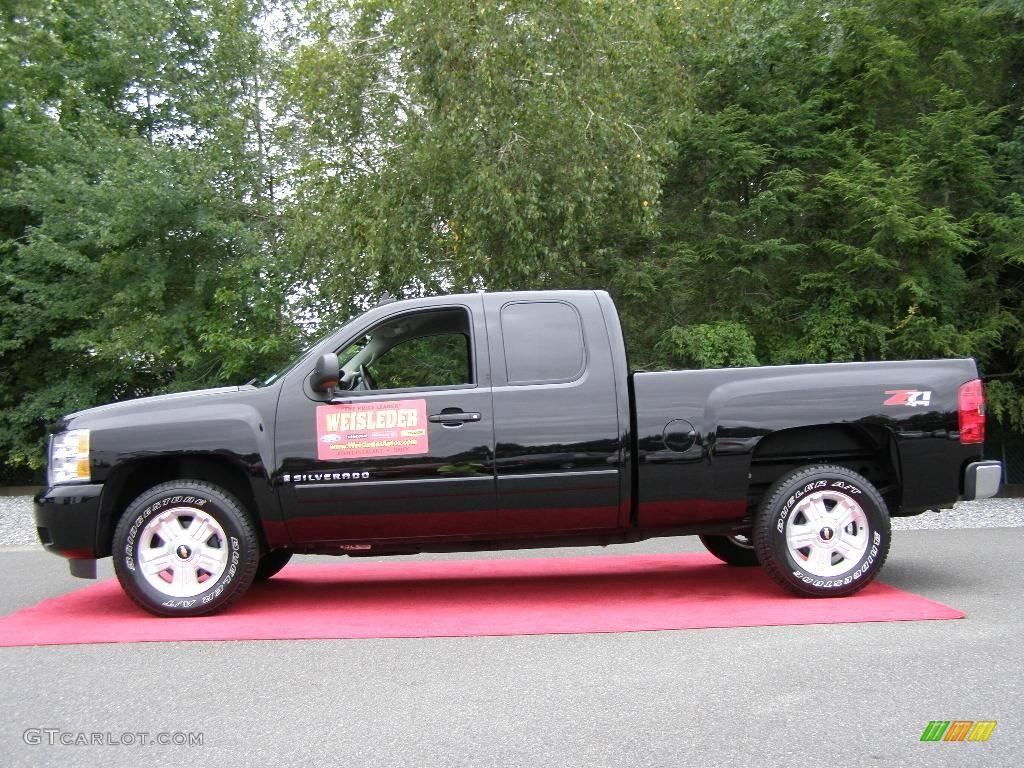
112,480,260,617
753,465,891,597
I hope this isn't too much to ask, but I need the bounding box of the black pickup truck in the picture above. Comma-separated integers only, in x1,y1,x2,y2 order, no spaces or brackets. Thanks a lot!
35,290,1002,616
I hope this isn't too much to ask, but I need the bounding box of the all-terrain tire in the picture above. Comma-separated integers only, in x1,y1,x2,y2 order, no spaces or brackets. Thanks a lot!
112,480,260,617
753,465,891,597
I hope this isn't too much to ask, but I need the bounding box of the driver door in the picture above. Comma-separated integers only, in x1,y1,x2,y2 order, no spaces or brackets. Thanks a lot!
275,299,497,543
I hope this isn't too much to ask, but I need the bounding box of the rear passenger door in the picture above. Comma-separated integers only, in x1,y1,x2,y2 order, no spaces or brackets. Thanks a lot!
485,294,625,534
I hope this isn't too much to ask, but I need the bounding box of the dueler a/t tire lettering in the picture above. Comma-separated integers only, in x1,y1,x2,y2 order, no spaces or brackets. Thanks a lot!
112,480,259,617
753,465,891,597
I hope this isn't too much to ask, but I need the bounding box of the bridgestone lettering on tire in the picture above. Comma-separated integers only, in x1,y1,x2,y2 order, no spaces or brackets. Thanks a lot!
753,465,891,597
112,480,259,617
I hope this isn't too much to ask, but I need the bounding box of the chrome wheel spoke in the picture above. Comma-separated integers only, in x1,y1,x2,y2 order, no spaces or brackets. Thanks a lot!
786,490,870,578
186,517,216,546
172,563,199,590
151,516,183,546
833,499,859,530
832,532,863,561
138,545,174,576
787,524,819,549
137,506,228,598
804,544,832,573
194,547,226,575
800,496,827,526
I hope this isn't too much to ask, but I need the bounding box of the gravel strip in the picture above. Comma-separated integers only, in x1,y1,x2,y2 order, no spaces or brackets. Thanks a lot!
0,495,41,548
2,493,1021,550
890,496,1024,529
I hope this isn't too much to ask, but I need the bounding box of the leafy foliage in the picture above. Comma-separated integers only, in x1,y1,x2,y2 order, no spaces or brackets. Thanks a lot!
369,333,471,390
2,0,1023,474
0,0,297,468
280,0,683,311
635,0,1024,413
656,323,760,369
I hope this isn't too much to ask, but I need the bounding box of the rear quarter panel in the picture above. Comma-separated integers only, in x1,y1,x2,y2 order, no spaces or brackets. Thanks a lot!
632,358,982,528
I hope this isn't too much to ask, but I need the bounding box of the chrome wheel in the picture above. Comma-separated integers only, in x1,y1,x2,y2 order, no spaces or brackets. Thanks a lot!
755,465,890,597
136,506,229,598
784,490,868,578
114,480,259,616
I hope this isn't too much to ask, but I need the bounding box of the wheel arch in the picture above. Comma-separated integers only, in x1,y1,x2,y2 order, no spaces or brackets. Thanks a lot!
747,424,902,516
97,455,267,557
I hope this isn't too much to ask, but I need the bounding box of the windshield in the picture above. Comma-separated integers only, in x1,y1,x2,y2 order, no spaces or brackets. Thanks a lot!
249,327,337,387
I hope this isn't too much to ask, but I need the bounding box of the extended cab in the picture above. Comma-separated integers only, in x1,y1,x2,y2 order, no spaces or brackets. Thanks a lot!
35,290,1003,615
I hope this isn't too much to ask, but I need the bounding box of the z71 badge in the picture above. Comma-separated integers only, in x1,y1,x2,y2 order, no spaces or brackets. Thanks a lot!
883,389,932,407
316,399,429,460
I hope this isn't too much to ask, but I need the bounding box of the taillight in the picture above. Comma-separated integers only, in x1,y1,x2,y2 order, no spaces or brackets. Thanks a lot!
958,379,985,444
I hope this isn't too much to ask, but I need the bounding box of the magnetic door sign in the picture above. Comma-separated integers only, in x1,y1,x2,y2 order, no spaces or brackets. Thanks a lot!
316,399,429,460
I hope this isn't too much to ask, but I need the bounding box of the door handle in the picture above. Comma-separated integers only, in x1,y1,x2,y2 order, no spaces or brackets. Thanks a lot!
428,410,482,426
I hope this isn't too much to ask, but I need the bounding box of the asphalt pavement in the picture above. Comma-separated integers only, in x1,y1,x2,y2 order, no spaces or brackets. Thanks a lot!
0,526,1021,768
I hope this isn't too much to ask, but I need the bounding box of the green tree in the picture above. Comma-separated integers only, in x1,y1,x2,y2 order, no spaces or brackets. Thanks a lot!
0,0,294,472
4,0,1024,477
639,0,1024,419
281,0,685,319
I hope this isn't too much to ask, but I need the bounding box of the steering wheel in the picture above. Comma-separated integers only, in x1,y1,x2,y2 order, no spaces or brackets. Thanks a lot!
358,363,376,391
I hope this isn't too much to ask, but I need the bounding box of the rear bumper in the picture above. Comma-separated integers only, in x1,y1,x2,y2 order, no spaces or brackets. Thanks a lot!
963,461,1003,501
33,484,103,576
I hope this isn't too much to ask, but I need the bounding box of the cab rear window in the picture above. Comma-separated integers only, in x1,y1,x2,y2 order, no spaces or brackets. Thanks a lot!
500,301,585,384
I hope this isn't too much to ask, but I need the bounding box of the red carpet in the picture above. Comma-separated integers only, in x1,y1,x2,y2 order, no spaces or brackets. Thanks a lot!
0,553,963,646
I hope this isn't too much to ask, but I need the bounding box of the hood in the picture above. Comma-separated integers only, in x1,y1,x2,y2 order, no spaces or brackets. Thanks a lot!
63,385,254,426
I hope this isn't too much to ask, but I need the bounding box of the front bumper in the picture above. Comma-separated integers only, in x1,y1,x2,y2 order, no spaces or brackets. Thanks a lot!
33,484,103,577
963,461,1003,501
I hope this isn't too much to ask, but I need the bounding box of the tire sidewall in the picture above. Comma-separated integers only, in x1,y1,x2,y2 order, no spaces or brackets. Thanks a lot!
757,468,890,596
699,533,759,567
113,483,257,617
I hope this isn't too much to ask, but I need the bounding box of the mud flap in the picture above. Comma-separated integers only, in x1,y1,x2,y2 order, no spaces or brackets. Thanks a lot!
69,559,97,579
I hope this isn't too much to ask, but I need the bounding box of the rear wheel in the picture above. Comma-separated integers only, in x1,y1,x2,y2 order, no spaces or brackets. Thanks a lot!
753,465,890,597
255,550,293,581
112,480,259,617
699,533,759,566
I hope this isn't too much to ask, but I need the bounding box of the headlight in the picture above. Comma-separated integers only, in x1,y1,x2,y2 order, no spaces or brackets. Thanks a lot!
48,429,91,485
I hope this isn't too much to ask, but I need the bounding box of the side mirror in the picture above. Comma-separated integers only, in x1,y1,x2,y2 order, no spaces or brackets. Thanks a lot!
309,353,340,393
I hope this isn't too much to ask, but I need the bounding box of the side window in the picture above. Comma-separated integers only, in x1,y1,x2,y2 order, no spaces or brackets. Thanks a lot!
341,307,473,391
500,301,585,384
370,333,471,390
